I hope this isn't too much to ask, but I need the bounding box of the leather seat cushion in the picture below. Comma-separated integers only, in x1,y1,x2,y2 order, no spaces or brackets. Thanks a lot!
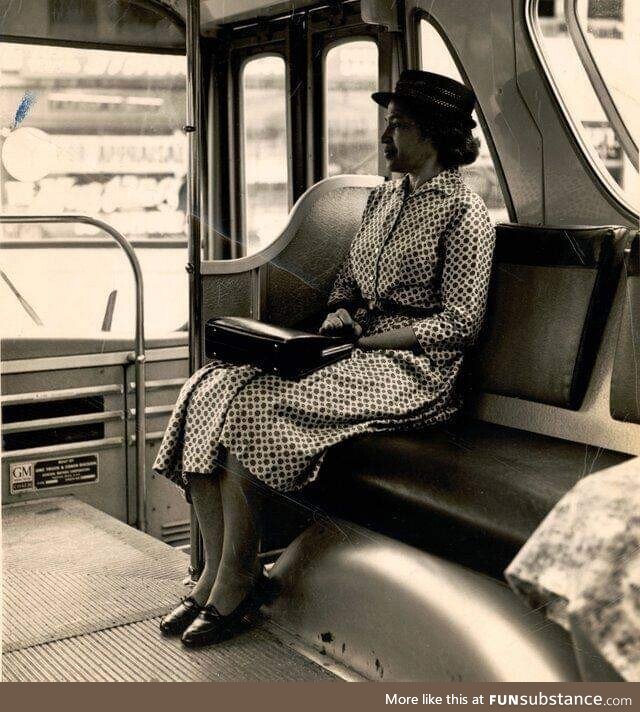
304,419,630,578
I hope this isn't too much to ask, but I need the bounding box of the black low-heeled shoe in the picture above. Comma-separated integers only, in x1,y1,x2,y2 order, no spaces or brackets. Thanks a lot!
159,596,203,637
181,575,268,648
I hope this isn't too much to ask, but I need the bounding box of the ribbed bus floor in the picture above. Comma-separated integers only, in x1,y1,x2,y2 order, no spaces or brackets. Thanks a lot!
1,496,337,682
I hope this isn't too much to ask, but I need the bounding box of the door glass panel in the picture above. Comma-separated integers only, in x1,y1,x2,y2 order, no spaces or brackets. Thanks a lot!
325,40,379,177
420,21,509,223
242,55,289,256
0,43,188,340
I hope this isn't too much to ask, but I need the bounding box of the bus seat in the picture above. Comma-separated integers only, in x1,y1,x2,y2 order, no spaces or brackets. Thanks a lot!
610,232,639,423
474,224,629,409
204,179,635,579
296,222,635,578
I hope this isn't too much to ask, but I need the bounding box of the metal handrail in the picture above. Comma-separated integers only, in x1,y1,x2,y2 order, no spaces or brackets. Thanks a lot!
0,213,147,532
565,0,638,170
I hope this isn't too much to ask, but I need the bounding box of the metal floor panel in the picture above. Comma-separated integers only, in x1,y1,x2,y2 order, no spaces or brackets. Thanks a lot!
3,497,189,579
3,496,190,652
2,618,336,682
2,496,338,681
3,570,187,652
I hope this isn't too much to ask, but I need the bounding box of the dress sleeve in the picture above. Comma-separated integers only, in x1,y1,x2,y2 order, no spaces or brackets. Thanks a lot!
412,194,495,354
326,187,378,312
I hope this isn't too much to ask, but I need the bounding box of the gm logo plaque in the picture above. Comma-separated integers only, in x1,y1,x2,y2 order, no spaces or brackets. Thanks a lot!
9,461,35,494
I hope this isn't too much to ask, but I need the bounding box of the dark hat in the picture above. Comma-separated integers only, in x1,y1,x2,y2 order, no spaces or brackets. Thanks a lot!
372,70,477,129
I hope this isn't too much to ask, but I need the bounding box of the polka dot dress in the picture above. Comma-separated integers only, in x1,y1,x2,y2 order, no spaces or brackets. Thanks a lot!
153,168,495,494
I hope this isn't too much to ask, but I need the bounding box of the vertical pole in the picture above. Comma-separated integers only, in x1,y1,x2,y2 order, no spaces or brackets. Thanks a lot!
288,12,309,203
186,0,204,579
134,277,147,533
210,46,232,261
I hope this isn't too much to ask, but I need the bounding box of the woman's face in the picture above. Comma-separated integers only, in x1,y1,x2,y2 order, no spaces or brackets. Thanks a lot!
381,100,434,173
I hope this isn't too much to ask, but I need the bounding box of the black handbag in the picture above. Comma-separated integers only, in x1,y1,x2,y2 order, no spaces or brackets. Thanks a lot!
204,316,355,378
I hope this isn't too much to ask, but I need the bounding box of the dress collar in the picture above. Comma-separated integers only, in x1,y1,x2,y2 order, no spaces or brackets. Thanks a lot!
397,168,462,198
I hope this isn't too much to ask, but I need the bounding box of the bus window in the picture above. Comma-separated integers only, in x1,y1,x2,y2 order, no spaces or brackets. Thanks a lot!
0,44,187,339
419,20,509,223
577,1,638,141
325,40,379,177
533,0,638,209
241,55,289,256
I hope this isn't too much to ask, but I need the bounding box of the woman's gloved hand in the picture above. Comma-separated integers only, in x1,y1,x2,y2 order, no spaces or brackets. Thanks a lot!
319,308,363,339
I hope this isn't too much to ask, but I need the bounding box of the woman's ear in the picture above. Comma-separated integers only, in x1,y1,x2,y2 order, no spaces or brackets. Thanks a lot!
418,135,438,162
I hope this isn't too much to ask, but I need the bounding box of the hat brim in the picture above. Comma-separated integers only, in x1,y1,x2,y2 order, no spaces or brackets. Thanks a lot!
371,91,476,129
371,91,395,108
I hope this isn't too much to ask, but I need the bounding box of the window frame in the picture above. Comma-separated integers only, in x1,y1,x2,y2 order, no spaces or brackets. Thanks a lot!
525,0,638,216
237,51,291,256
322,36,381,180
414,10,516,223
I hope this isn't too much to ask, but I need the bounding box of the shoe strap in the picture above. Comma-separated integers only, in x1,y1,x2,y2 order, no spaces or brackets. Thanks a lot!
201,603,223,620
181,596,201,610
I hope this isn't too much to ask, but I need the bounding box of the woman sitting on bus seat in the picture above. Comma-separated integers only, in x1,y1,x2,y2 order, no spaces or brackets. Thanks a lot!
154,70,496,648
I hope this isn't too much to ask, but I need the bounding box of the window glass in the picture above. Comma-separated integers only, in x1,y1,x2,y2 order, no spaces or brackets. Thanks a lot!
0,44,188,340
242,55,289,256
419,21,509,223
577,0,637,141
534,0,638,208
325,40,379,177
1,0,184,50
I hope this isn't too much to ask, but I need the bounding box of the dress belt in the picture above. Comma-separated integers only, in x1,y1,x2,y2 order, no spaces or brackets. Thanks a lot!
361,298,436,318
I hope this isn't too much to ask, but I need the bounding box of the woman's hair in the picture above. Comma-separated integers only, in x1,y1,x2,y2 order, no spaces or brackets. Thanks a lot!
398,99,481,169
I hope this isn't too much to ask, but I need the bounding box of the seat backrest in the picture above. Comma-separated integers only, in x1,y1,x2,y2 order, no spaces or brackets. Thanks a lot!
261,176,384,329
474,224,630,410
203,185,630,415
200,175,383,332
610,233,639,423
